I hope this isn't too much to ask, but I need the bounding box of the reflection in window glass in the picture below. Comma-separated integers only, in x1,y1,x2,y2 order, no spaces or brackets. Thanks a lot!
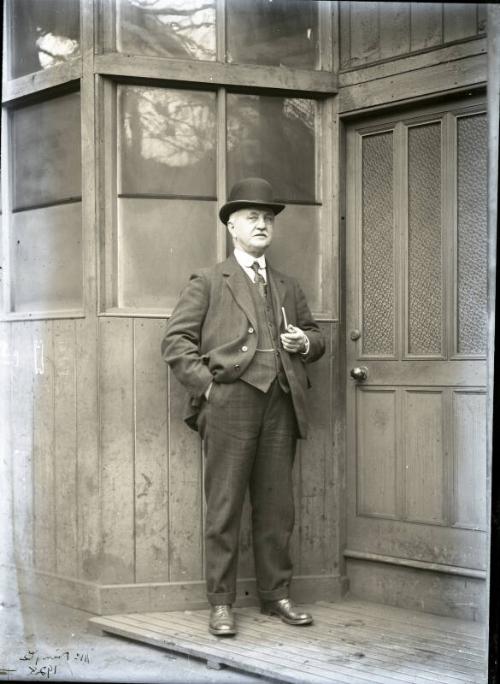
119,86,217,197
117,0,216,61
12,92,82,210
226,0,319,68
227,94,317,203
10,0,80,79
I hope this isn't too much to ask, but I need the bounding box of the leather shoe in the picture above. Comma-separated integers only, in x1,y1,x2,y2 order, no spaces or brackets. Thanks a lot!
209,604,237,636
261,598,313,625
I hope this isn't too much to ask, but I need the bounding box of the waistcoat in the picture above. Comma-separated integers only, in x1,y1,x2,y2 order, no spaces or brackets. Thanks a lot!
240,276,289,393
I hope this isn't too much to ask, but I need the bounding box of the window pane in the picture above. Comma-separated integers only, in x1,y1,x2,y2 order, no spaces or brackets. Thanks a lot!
13,203,82,312
116,0,216,61
227,94,317,203
266,204,321,312
226,0,319,68
118,198,217,309
10,0,80,79
119,86,216,197
12,92,82,210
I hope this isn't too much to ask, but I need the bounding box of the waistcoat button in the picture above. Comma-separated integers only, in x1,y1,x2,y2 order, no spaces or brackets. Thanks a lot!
248,327,254,334
241,345,248,352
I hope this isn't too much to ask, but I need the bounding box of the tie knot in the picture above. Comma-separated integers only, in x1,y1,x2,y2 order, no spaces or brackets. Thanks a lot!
251,261,261,274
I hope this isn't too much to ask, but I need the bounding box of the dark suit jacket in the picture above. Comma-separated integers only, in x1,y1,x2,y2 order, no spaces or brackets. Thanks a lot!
161,254,325,439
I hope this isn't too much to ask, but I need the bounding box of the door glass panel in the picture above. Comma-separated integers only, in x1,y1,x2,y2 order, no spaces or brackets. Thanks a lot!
407,122,443,356
116,0,216,61
361,131,395,356
119,85,216,197
227,94,317,203
118,198,217,309
10,0,80,80
226,0,319,69
12,92,82,210
456,114,487,355
12,203,82,312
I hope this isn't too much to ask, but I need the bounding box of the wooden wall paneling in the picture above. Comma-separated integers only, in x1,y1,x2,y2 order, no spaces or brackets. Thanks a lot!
379,3,411,61
10,322,34,568
167,368,203,582
443,4,479,44
0,323,13,565
99,317,135,583
410,3,443,52
477,4,487,34
76,317,101,582
403,390,445,525
32,320,55,573
452,390,487,530
349,2,380,67
356,389,398,519
339,3,351,70
298,322,336,576
133,318,169,583
53,319,78,578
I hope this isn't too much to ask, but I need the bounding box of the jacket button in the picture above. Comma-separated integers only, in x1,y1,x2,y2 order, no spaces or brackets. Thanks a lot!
241,345,248,352
248,327,254,334
234,363,240,369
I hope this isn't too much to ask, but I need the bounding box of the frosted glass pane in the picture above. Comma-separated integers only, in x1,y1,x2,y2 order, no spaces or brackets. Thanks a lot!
13,203,82,312
226,0,319,69
118,198,217,309
10,0,80,79
407,122,443,355
265,204,321,312
119,86,216,197
116,0,216,61
13,91,81,210
361,132,395,356
457,114,487,355
227,94,317,203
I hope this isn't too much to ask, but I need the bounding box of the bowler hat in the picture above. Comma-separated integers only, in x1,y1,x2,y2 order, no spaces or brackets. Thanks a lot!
219,177,285,225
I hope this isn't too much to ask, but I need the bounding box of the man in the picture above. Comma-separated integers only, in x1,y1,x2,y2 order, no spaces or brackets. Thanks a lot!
161,177,325,636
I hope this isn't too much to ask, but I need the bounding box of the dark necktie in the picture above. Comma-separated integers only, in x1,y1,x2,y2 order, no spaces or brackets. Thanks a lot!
251,261,267,299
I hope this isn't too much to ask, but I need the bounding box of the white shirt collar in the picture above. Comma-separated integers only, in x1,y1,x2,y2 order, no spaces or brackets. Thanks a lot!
234,248,266,270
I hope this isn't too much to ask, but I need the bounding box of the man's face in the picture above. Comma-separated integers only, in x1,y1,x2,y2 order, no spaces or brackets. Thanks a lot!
227,207,275,256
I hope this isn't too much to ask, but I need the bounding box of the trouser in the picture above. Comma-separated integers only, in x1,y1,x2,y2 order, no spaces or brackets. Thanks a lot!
197,379,298,606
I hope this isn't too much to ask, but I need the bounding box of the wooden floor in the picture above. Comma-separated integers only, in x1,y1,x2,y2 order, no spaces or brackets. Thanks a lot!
88,599,487,684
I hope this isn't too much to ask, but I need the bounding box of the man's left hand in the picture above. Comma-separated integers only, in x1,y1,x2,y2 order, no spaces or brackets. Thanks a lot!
281,325,309,354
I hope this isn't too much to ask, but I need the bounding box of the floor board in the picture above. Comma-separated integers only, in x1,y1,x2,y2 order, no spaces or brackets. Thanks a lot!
88,599,487,684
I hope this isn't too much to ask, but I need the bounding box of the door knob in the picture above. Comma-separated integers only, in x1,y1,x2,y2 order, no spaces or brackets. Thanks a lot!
350,366,368,381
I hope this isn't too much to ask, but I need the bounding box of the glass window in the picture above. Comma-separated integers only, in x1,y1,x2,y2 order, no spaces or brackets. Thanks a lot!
119,85,217,197
10,0,80,80
226,0,319,69
116,0,216,61
227,94,318,203
12,92,82,210
12,204,82,313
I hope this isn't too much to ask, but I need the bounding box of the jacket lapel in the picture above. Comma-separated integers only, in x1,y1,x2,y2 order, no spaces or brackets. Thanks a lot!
223,255,258,329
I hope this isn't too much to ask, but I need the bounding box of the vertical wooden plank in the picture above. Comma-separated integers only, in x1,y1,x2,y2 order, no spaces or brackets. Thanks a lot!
379,3,411,60
477,4,487,34
168,368,203,582
443,4,478,43
53,319,78,578
32,320,56,573
339,3,352,69
10,322,34,568
76,316,101,581
100,317,135,583
298,322,336,576
357,389,398,518
0,323,13,565
404,390,445,524
453,391,487,530
410,3,443,51
134,318,169,583
349,2,380,67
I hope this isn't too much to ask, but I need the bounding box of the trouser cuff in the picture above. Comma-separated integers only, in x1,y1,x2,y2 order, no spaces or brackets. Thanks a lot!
207,592,235,606
258,586,289,601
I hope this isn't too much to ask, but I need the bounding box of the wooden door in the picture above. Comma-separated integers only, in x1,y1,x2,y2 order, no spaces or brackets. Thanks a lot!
345,97,488,591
